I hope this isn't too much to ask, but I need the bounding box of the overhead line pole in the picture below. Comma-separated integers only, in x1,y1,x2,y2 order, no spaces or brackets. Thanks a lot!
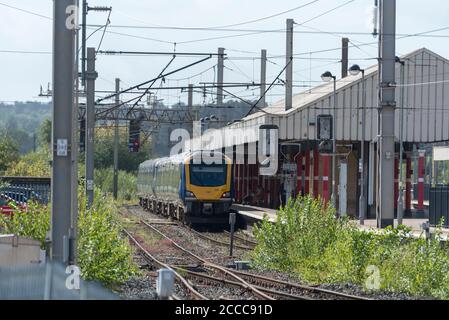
85,47,97,207
81,0,87,87
341,38,349,78
113,79,120,200
51,0,76,264
259,49,267,108
285,19,294,111
217,47,225,123
377,0,397,228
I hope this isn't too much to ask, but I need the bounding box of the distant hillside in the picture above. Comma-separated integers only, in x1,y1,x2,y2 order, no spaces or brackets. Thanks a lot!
0,101,51,154
0,102,51,131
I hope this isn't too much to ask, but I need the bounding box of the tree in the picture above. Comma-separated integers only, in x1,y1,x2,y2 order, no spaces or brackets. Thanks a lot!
0,136,19,173
93,128,151,173
4,149,50,177
38,118,52,147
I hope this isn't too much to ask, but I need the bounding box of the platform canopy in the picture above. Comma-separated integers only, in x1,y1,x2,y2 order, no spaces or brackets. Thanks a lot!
189,48,449,152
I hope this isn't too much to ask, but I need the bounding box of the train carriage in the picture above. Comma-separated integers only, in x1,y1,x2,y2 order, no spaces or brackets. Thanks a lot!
138,151,234,224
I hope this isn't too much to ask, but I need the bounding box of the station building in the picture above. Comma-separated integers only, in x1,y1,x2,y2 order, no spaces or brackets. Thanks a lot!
189,48,449,219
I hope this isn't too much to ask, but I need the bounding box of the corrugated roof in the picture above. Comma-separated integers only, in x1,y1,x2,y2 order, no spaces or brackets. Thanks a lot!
240,48,444,122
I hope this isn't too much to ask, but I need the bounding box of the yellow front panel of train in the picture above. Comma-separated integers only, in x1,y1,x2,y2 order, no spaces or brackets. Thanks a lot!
185,162,232,201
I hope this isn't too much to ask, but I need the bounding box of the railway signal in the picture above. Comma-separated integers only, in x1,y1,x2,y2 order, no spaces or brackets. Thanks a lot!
129,120,141,153
79,118,86,153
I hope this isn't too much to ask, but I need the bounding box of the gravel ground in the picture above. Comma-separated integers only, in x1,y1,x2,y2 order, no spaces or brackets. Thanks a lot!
119,275,157,300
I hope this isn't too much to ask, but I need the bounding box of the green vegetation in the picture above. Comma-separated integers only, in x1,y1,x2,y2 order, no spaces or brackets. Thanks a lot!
0,201,49,243
94,168,137,202
0,188,137,286
92,127,150,173
77,188,138,285
252,195,449,300
5,147,50,177
0,136,19,173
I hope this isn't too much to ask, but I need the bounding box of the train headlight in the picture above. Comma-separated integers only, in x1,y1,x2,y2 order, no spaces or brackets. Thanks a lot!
186,191,196,198
222,192,231,198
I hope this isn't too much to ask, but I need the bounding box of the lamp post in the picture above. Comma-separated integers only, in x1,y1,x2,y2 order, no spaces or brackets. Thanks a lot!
321,71,337,209
349,65,366,225
396,56,406,226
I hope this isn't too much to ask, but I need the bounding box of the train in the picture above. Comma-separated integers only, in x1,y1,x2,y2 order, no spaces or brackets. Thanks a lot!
137,151,234,224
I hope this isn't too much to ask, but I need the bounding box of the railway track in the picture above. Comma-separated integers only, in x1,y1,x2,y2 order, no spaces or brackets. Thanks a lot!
186,226,255,251
223,230,258,248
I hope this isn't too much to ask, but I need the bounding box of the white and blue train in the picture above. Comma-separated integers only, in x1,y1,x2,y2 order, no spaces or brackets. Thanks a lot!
137,151,234,224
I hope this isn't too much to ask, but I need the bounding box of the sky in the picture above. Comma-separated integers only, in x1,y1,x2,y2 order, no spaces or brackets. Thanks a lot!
0,0,449,106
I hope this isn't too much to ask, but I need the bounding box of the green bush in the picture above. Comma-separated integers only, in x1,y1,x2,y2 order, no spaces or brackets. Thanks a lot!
252,195,449,299
0,201,50,248
77,189,137,285
94,167,137,202
0,188,136,286
5,147,50,177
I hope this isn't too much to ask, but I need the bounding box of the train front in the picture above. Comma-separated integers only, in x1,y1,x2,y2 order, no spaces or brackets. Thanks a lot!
183,153,233,224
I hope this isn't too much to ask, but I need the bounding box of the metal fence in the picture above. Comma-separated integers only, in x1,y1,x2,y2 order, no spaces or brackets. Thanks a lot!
0,177,51,205
429,186,449,227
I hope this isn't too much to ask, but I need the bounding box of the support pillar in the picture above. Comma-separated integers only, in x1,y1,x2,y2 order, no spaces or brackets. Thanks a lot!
264,176,269,207
297,152,303,197
322,155,331,203
313,147,320,198
275,175,280,208
235,164,240,203
240,164,244,204
242,162,247,203
394,157,399,213
305,148,311,195
417,150,426,212
405,155,412,216
252,164,258,202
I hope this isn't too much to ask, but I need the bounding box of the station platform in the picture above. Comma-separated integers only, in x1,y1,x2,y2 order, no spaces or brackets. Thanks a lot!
357,219,449,240
232,204,277,223
233,204,449,240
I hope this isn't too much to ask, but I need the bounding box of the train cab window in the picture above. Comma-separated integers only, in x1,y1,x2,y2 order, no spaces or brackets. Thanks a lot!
189,164,227,187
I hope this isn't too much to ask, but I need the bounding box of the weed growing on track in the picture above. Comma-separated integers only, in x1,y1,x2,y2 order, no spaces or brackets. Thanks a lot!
251,195,449,299
0,188,137,287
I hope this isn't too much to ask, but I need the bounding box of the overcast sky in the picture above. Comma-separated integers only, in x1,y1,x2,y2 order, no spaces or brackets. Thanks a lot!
0,0,449,105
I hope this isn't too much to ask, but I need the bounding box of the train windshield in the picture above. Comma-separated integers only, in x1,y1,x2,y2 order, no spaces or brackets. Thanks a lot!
189,164,227,187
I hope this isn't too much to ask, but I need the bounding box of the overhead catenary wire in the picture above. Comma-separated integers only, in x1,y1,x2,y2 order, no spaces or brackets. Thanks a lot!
127,55,177,115
96,10,112,54
245,57,293,117
97,55,212,103
204,0,320,29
